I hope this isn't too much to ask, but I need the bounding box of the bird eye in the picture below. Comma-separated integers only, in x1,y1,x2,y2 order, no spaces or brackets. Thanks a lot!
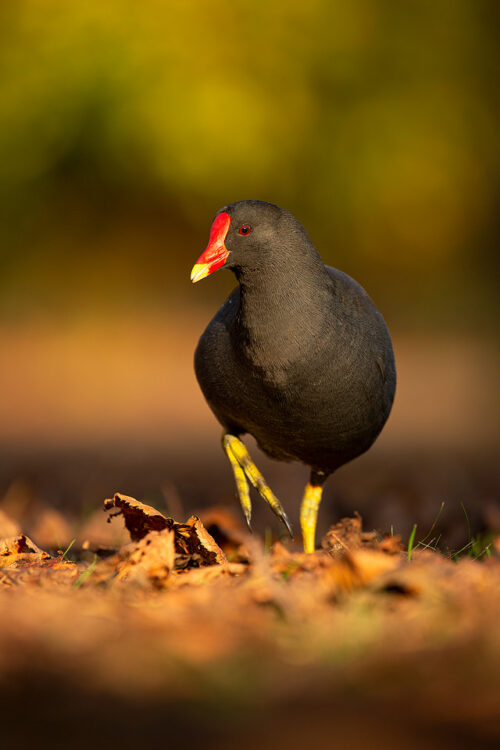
239,224,251,235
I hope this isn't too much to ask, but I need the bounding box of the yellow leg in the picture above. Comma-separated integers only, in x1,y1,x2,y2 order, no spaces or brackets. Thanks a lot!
223,436,252,528
300,482,323,553
222,434,293,537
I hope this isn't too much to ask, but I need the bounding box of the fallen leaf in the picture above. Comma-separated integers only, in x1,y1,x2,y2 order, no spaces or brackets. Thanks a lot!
0,534,79,587
0,534,52,568
179,515,227,565
170,562,246,587
321,513,363,553
325,549,401,591
113,529,175,588
104,493,171,541
322,513,403,556
104,494,227,567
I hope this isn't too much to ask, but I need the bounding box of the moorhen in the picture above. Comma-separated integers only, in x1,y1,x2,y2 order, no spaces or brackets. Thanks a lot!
191,201,396,552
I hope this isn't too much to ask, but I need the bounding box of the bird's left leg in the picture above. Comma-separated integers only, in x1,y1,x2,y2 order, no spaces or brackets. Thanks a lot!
222,434,293,537
300,470,327,553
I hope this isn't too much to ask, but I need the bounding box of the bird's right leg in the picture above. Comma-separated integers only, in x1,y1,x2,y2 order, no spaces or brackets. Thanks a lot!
222,434,293,537
222,435,252,528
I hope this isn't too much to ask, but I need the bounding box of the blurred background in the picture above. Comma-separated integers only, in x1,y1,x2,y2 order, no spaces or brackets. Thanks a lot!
0,0,499,546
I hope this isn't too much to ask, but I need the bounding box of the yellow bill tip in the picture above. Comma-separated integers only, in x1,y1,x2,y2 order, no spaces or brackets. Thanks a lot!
190,263,210,283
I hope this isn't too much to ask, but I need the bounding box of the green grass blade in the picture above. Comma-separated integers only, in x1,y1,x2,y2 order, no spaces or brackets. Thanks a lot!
418,502,445,546
451,540,473,560
73,555,98,589
407,524,417,561
61,538,76,561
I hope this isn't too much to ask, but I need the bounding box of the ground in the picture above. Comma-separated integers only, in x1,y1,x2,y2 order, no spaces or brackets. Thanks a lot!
1,492,499,749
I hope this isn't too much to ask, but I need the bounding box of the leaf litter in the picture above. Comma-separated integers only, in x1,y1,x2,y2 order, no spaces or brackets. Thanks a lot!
0,492,499,748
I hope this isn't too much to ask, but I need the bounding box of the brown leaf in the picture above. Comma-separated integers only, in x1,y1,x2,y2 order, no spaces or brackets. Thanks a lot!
180,515,227,565
112,529,176,588
325,549,401,591
322,513,363,554
322,513,403,556
170,562,246,588
0,534,52,568
377,534,404,555
104,494,227,568
104,493,171,541
0,534,80,589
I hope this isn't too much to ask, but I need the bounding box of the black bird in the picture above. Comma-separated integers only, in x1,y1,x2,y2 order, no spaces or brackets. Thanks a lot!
191,201,396,552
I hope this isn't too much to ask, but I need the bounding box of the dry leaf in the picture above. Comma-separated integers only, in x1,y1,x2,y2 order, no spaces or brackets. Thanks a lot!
104,493,226,567
178,515,227,564
322,513,403,556
104,493,171,541
113,529,176,587
0,534,53,568
170,561,246,588
325,549,401,591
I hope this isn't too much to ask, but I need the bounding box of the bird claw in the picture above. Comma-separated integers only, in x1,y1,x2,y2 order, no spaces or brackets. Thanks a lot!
276,509,293,539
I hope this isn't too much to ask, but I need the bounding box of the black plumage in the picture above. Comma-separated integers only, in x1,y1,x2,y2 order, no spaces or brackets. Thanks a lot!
191,200,396,550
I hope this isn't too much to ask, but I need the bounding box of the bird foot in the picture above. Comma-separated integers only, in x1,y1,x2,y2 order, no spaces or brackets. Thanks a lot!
222,434,293,538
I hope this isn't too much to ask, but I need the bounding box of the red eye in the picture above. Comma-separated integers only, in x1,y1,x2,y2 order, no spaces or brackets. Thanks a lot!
239,224,251,235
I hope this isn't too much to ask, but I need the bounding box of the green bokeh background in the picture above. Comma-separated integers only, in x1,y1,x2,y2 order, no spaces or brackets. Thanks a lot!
1,0,498,327
0,1,499,538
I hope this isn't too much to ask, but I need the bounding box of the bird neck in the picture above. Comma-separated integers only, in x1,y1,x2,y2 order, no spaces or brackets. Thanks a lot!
233,256,333,369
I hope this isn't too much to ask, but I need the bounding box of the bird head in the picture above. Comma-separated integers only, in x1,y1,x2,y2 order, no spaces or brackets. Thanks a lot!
190,200,310,283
